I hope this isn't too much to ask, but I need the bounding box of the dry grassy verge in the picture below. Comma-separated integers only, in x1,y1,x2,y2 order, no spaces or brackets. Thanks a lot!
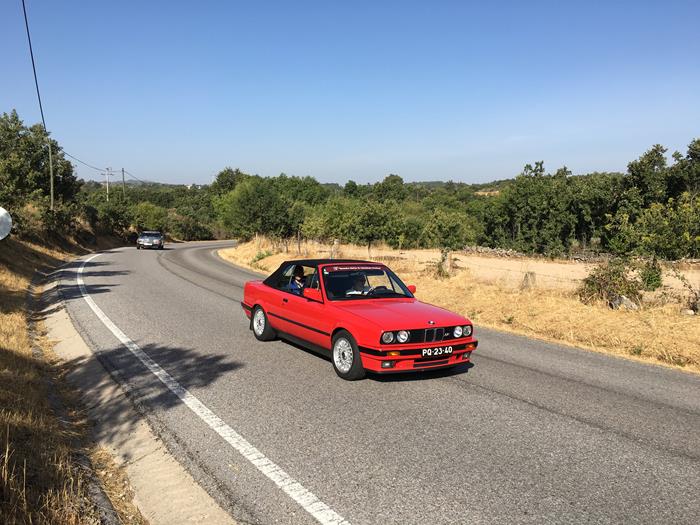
0,237,145,524
220,238,700,374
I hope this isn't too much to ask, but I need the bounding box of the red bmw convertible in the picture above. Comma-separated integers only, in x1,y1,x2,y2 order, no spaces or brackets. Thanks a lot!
241,259,478,380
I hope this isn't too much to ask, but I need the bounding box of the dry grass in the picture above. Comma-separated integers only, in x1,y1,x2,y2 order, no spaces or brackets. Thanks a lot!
0,237,145,524
90,448,145,525
220,238,700,374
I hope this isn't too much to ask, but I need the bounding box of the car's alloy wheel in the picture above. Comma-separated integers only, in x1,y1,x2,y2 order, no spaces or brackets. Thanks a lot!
333,338,353,373
251,306,275,341
331,330,365,380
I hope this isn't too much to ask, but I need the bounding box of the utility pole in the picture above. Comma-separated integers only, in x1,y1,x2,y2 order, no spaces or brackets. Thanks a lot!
103,168,113,202
48,140,54,210
121,168,126,199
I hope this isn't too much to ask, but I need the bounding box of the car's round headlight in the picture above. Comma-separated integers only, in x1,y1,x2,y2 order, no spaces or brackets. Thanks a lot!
397,330,409,343
463,325,473,337
453,326,463,338
381,332,395,344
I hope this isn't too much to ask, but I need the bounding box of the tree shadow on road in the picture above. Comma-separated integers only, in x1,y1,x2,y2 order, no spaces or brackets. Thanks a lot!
34,259,243,460
33,259,127,317
58,342,244,460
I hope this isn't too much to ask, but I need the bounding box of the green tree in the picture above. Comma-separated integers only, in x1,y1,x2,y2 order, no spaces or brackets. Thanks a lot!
345,200,393,253
215,177,290,240
131,201,168,231
343,180,359,197
0,110,81,208
372,174,408,202
633,193,700,259
483,163,576,255
210,167,248,196
420,208,478,250
625,144,669,206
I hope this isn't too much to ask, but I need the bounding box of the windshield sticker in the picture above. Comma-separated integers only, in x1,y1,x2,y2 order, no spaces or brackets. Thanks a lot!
324,265,384,272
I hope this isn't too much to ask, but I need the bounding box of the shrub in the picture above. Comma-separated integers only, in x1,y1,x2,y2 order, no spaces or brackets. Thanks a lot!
639,257,663,291
251,250,272,263
672,269,700,313
168,212,212,241
578,258,643,306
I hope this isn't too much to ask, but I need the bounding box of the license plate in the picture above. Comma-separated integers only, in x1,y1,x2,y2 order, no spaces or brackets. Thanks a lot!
421,346,453,357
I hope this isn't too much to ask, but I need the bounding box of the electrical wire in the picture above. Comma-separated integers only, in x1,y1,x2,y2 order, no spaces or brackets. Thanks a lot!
20,3,158,187
21,0,47,132
62,151,105,172
123,170,153,184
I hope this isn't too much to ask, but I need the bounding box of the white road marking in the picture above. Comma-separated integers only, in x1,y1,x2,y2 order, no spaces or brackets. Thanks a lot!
77,253,350,525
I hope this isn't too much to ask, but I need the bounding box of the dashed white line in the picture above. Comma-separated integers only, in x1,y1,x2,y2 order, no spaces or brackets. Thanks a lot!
77,253,350,525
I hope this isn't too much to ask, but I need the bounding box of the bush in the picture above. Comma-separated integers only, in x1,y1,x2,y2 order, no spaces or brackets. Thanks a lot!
168,212,212,241
578,258,643,306
131,201,168,232
94,200,131,236
251,250,272,264
639,258,663,291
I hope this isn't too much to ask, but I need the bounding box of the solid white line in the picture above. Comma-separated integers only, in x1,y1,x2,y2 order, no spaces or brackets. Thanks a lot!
77,253,350,525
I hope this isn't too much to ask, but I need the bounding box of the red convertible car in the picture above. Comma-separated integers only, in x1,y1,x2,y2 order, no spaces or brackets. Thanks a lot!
241,259,478,380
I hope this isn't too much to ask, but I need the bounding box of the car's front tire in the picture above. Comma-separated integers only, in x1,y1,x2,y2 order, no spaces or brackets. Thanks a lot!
331,330,365,380
251,306,276,341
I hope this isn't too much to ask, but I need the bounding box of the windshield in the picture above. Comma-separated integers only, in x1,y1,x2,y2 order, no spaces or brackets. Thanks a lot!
322,265,413,301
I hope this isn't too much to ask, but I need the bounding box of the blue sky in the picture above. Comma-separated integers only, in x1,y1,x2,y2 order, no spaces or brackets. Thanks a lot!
3,1,699,185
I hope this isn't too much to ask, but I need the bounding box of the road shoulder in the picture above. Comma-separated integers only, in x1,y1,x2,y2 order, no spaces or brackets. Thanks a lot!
42,266,236,525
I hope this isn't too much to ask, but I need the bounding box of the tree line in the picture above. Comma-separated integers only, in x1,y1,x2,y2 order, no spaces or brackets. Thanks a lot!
2,109,699,260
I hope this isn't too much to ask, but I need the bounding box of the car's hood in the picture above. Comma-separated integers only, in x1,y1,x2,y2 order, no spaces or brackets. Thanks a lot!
332,299,469,330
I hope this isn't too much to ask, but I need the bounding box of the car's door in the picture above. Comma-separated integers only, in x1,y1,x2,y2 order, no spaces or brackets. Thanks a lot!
278,268,331,349
262,264,320,341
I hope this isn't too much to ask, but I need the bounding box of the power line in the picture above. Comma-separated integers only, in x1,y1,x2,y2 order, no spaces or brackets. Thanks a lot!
123,170,153,184
19,1,155,199
63,151,106,172
21,0,54,210
21,0,46,129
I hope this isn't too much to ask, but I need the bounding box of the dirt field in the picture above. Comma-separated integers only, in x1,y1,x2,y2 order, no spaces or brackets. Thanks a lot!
220,238,700,374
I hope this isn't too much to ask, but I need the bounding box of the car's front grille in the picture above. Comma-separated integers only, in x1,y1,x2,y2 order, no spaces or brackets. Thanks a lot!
408,327,457,344
425,328,444,342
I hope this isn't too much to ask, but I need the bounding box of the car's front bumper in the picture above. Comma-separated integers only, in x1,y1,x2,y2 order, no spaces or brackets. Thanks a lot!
359,340,478,373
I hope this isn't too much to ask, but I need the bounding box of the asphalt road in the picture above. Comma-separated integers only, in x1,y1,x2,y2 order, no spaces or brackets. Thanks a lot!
60,241,700,524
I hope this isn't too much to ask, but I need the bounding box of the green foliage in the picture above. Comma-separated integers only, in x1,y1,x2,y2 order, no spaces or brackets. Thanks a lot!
94,199,131,236
481,163,578,256
131,202,168,232
214,177,291,240
3,108,700,262
0,110,81,208
626,144,669,207
639,258,663,291
210,167,248,196
633,193,700,259
168,210,212,241
251,250,272,263
578,258,643,306
420,208,478,251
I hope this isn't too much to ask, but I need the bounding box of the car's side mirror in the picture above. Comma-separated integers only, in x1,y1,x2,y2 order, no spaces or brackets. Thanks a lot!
407,285,417,294
303,287,323,302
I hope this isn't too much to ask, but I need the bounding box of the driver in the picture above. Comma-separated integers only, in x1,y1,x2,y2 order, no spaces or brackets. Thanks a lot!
346,274,372,295
289,265,305,295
